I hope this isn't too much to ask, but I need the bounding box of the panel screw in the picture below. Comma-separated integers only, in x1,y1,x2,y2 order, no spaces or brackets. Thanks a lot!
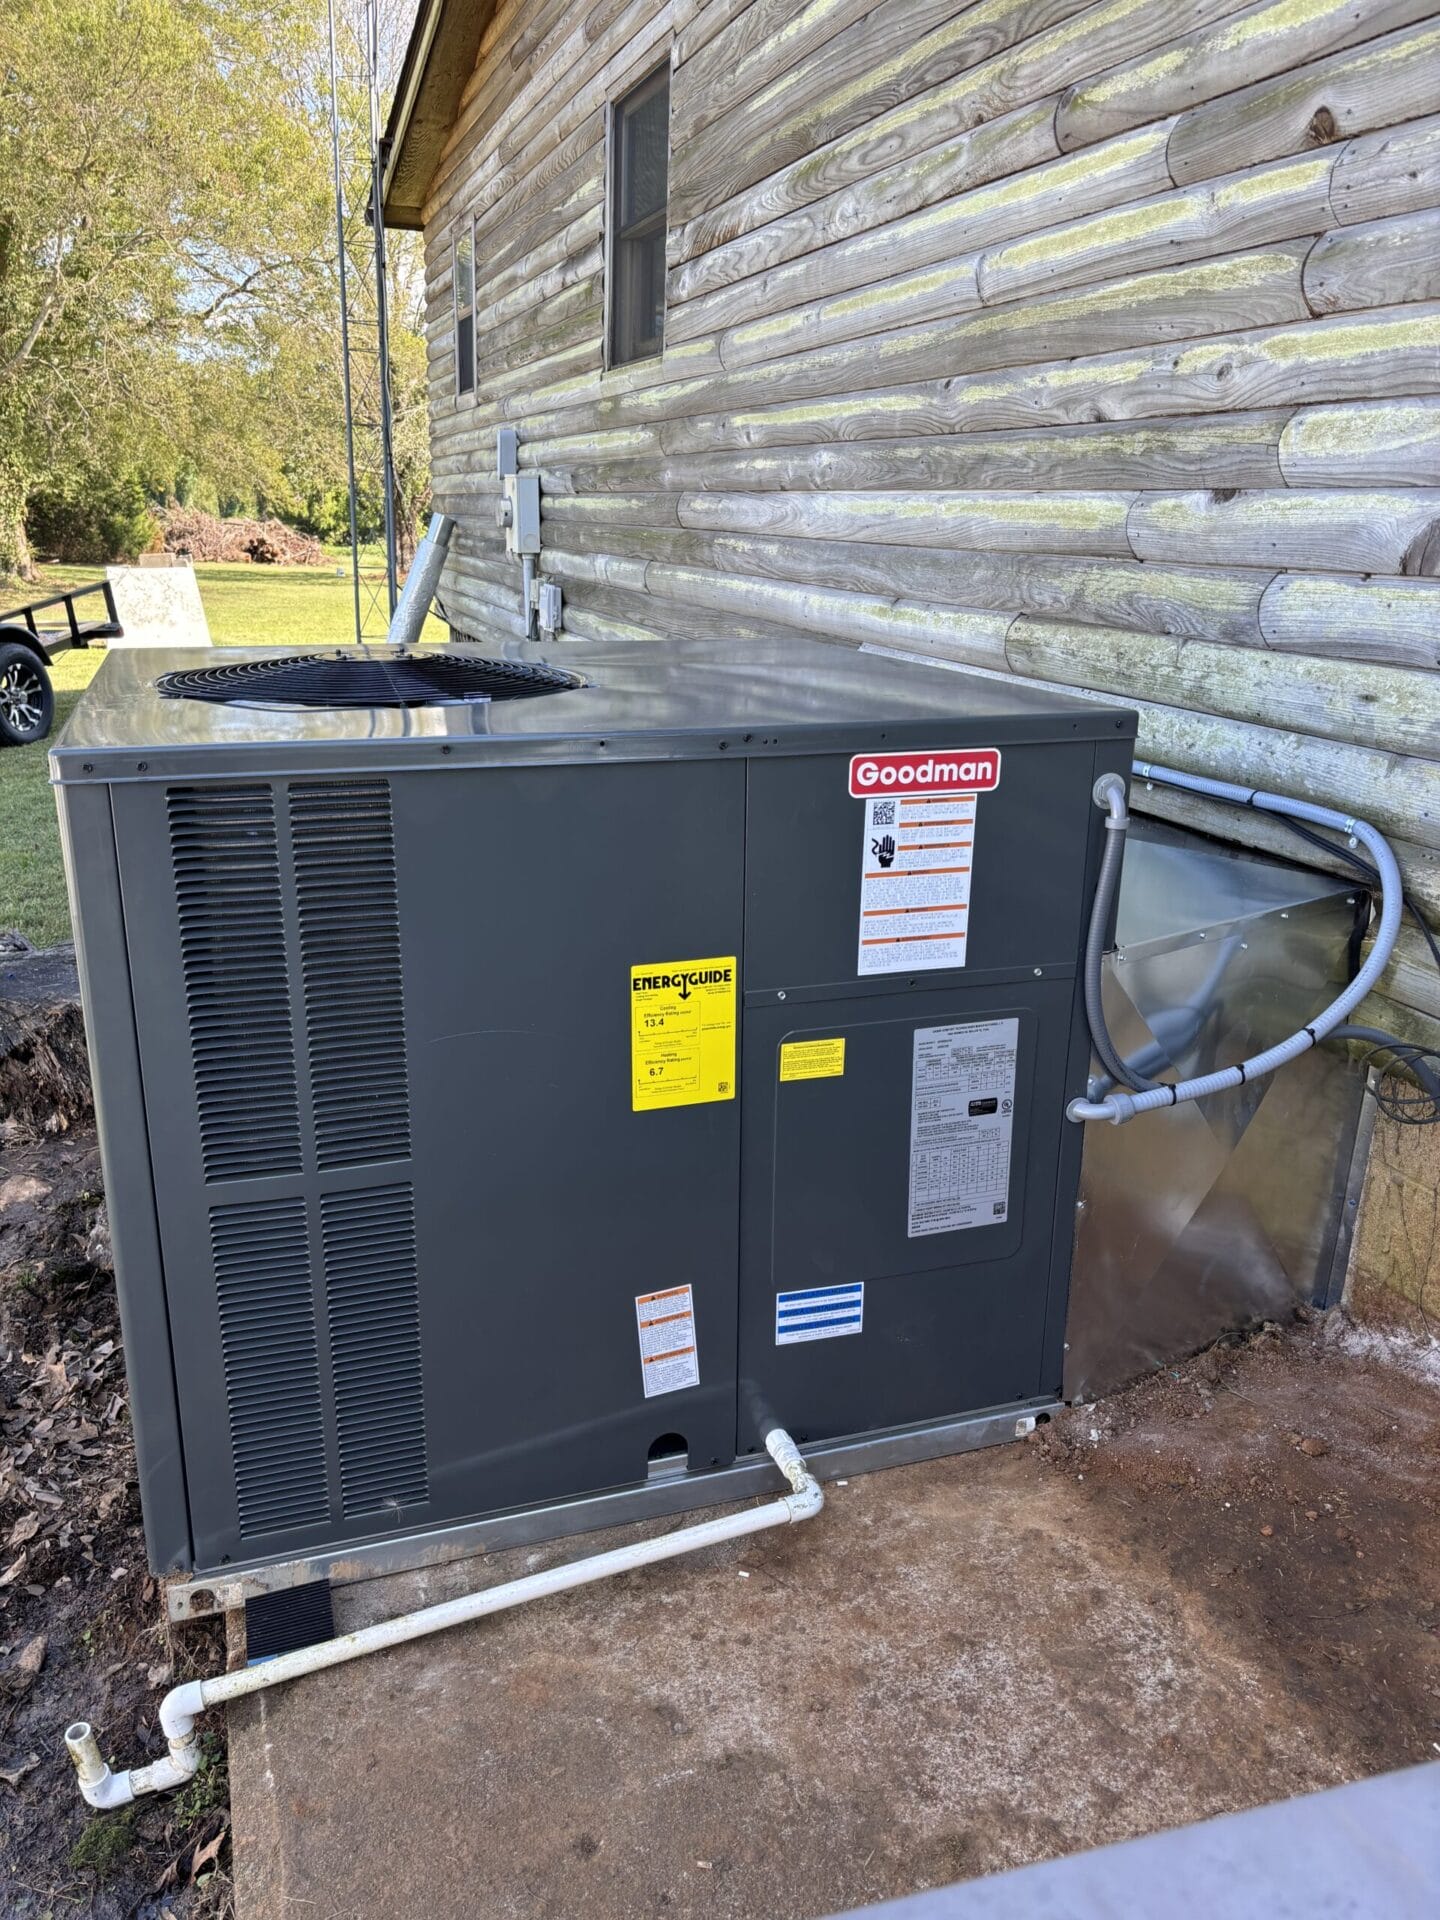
136,761,148,772
777,990,787,1001
1033,967,1043,977
82,763,93,773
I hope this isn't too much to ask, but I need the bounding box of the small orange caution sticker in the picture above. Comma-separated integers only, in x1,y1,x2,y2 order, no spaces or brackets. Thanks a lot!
635,1285,699,1398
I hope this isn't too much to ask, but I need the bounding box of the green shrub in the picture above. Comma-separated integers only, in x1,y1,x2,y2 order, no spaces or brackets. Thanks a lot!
27,468,161,564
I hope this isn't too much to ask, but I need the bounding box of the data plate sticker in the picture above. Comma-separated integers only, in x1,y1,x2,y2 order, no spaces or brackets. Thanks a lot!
779,1037,846,1082
908,1018,1018,1237
776,1283,864,1345
636,1286,700,1397
857,792,978,975
630,957,737,1111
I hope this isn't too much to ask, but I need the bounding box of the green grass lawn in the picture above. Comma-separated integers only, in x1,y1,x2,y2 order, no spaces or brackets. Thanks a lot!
1,563,446,946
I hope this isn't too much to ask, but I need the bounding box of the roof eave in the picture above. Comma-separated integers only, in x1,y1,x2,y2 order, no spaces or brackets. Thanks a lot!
381,0,498,231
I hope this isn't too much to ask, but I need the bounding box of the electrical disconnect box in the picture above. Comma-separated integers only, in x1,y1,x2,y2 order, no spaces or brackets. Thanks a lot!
52,636,1134,1584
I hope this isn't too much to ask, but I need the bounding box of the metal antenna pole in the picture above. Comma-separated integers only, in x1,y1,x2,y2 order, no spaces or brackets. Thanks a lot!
327,0,363,646
367,0,399,616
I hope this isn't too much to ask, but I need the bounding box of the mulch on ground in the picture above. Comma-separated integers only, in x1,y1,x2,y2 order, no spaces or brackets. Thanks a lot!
0,1130,228,1919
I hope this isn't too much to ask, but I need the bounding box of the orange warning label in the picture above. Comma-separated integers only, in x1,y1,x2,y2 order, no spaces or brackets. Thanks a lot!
635,1285,699,1398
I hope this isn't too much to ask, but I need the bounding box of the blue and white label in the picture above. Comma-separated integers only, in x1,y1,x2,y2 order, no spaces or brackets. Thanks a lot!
775,1282,864,1345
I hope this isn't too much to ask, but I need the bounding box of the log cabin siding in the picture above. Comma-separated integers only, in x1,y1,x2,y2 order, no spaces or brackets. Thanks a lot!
415,0,1440,1038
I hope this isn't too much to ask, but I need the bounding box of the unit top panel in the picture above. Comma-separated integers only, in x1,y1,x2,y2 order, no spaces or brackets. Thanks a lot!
52,635,1135,782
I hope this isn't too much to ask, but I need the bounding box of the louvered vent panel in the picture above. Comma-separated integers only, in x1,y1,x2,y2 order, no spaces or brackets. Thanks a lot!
211,1198,330,1538
168,786,302,1182
290,780,411,1170
321,1184,428,1518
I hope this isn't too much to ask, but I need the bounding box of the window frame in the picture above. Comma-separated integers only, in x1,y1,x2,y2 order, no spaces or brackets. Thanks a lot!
604,59,672,372
453,221,475,400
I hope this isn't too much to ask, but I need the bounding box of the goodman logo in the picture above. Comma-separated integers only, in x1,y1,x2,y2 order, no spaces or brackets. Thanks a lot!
849,748,1002,798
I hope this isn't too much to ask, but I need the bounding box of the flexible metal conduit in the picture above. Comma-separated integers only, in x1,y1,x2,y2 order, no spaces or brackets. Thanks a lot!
384,511,455,648
65,1427,822,1811
1068,763,1405,1127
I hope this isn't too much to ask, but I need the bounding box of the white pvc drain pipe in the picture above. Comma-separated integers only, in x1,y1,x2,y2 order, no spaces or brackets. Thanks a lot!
65,1426,822,1811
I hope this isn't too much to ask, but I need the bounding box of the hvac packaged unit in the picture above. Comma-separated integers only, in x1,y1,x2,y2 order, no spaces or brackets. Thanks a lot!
52,638,1134,1590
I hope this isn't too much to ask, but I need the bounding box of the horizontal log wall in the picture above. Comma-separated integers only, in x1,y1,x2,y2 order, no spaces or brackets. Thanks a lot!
420,0,1440,1038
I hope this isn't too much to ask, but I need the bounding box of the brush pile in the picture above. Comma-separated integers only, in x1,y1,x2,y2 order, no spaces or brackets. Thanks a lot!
156,505,327,567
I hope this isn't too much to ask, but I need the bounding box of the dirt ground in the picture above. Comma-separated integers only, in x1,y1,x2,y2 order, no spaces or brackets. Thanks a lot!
0,1129,229,1919
3,1122,1439,1919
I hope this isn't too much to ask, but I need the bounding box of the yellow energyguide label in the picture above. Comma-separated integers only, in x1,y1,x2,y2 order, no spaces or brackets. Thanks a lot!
779,1038,847,1082
630,956,737,1111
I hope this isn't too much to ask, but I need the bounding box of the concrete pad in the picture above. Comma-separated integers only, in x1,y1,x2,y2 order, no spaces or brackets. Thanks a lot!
229,1324,1440,1917
222,1480,1322,1911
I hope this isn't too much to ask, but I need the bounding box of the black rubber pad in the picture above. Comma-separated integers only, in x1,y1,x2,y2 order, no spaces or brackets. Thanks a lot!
245,1579,335,1665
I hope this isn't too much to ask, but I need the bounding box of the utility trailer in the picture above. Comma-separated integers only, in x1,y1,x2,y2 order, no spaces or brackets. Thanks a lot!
0,580,120,745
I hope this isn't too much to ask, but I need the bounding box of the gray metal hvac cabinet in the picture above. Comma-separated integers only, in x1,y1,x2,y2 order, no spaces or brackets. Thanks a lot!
51,638,1135,1581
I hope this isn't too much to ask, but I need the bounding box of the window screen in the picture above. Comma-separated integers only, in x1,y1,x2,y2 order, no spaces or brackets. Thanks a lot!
609,66,669,367
454,228,475,396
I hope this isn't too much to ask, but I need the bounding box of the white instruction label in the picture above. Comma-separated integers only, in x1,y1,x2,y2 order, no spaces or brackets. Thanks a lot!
635,1286,700,1398
908,1019,1018,1237
857,794,977,975
776,1282,864,1345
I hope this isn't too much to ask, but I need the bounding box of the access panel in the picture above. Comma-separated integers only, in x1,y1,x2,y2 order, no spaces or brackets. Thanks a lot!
736,740,1114,1455
737,983,1082,1450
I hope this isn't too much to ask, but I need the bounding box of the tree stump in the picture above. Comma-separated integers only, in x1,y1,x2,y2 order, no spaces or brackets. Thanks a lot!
0,938,93,1140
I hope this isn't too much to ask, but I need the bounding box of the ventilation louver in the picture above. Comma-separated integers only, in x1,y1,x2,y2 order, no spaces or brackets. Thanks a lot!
211,1197,329,1539
168,785,303,1183
322,1184,428,1520
290,779,411,1170
156,650,581,709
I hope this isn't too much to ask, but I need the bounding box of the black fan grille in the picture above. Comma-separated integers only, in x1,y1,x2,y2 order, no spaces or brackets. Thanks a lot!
156,649,581,709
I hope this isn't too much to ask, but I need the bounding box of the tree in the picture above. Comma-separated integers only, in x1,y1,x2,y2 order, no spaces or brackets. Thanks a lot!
0,0,429,582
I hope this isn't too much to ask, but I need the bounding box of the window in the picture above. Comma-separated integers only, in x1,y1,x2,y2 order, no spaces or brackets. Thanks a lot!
454,227,475,396
608,65,670,367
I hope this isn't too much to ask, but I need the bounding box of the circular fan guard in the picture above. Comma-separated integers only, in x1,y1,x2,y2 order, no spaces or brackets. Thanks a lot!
155,650,581,709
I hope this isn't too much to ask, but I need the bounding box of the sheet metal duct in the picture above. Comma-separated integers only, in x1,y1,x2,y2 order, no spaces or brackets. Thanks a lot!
1066,825,1367,1401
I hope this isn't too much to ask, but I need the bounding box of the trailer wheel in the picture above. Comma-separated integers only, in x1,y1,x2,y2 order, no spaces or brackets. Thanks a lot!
0,642,54,745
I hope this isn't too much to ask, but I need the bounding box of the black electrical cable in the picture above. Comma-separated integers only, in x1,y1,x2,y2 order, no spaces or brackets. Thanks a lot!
1270,813,1440,975
1330,1025,1440,1123
1234,815,1440,1126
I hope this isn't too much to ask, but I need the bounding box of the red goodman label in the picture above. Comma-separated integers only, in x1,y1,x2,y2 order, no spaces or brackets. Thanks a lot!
848,748,1001,798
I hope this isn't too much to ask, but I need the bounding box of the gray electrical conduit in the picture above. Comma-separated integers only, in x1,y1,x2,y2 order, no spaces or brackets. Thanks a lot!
384,511,456,648
1068,763,1405,1126
65,1427,822,1811
1082,773,1159,1094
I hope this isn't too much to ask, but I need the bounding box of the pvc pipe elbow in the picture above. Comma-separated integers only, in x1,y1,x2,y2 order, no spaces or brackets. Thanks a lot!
66,1691,205,1811
763,1426,824,1521
781,1477,825,1523
160,1679,207,1746
66,1723,134,1809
